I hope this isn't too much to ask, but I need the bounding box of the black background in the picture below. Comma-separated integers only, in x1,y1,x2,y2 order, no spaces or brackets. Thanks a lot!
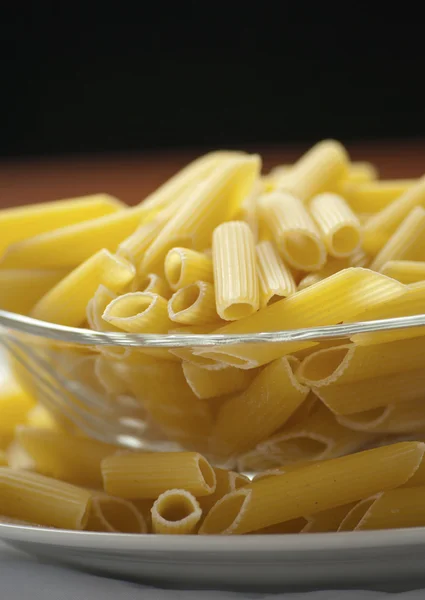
1,11,424,158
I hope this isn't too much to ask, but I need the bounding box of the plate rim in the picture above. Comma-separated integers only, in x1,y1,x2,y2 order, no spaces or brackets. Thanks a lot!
2,522,425,554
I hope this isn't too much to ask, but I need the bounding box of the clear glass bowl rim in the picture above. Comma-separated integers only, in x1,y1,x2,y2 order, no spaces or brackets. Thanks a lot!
1,309,425,348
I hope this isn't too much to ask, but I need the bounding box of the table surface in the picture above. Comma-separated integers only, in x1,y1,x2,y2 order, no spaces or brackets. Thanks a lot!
0,141,424,208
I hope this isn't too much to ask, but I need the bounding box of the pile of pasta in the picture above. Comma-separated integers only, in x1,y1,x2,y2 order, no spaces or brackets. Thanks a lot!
2,140,425,534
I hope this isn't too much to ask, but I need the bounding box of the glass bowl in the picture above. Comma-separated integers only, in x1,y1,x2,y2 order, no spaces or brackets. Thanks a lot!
1,308,425,469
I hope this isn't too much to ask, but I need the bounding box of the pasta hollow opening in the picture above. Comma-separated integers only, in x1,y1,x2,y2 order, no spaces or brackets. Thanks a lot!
96,497,143,533
331,226,361,256
171,284,200,313
300,347,350,383
223,303,256,320
200,489,250,534
158,495,196,522
164,250,183,288
283,232,322,269
138,274,154,292
197,455,216,491
107,295,153,319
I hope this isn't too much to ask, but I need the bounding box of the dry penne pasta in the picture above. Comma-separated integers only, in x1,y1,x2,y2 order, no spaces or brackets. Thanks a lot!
168,282,218,325
210,357,309,460
103,292,172,333
297,337,425,388
0,205,149,269
16,427,117,488
0,451,8,466
182,361,254,399
142,155,260,273
0,365,35,448
363,176,425,254
257,403,373,463
380,260,425,284
197,468,249,516
275,140,349,201
340,180,415,214
0,467,92,530
309,193,362,258
258,191,326,271
195,268,405,369
336,398,425,434
164,247,213,290
0,194,124,256
349,282,425,345
256,240,296,307
116,208,172,267
86,285,119,332
370,206,425,271
199,442,425,534
356,487,425,531
31,250,135,326
337,496,379,532
302,503,357,533
271,160,376,187
212,221,259,320
151,489,202,534
0,269,69,315
86,491,147,533
102,451,216,499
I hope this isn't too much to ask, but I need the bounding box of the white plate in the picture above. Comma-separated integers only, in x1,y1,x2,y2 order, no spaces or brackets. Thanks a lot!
2,524,425,591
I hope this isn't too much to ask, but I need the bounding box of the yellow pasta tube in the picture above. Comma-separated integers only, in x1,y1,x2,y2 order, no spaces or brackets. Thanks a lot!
31,249,135,326
25,404,61,431
197,468,249,516
0,194,124,256
212,221,259,320
0,365,35,447
257,403,373,463
195,268,405,369
363,176,425,254
116,208,171,266
142,155,260,273
131,272,171,297
370,206,425,271
258,192,326,271
102,292,172,333
164,247,213,290
349,282,425,345
309,193,362,258
199,442,425,534
276,140,349,201
297,337,425,388
182,361,254,399
114,359,213,448
0,205,149,269
168,281,219,325
236,451,282,473
86,285,119,332
102,452,216,499
137,151,244,213
86,491,147,533
380,260,425,284
356,487,425,531
337,398,425,434
0,467,92,530
302,503,357,533
341,180,415,214
344,162,378,184
16,427,117,488
0,451,7,466
210,357,309,459
314,368,425,415
0,269,69,315
337,496,379,532
256,241,296,307
151,489,202,534
254,518,308,534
